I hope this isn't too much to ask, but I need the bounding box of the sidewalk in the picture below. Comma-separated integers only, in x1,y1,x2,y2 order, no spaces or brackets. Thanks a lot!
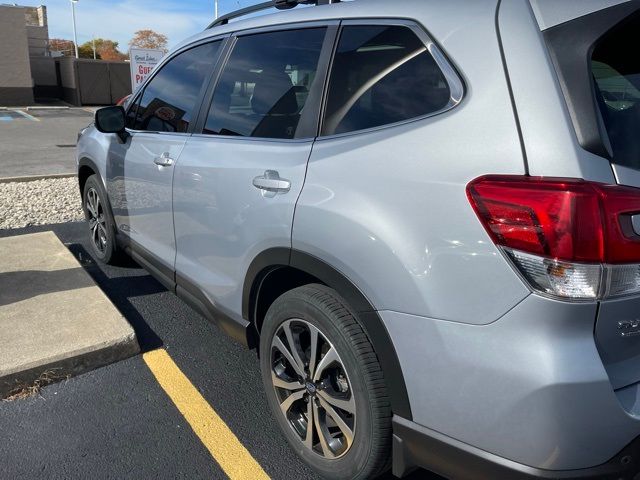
0,231,138,398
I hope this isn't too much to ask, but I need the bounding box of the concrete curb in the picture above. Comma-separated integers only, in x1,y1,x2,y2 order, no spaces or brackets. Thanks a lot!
25,106,71,110
1,336,139,399
0,173,77,184
0,232,140,398
0,106,72,111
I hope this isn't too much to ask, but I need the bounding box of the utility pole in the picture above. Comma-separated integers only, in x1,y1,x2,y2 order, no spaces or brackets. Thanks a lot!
70,0,79,58
92,37,96,60
214,0,219,19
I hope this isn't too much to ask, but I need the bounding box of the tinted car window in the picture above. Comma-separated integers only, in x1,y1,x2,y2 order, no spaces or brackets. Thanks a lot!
203,28,326,139
592,13,640,170
130,41,221,133
322,25,451,136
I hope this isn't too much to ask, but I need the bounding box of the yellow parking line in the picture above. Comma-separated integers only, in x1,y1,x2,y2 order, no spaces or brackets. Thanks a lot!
143,349,270,480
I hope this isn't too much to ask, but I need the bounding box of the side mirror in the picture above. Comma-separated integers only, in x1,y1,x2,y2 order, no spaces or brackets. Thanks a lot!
95,106,129,142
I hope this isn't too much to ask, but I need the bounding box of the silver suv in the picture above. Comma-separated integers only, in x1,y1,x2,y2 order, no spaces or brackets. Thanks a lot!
76,1,640,478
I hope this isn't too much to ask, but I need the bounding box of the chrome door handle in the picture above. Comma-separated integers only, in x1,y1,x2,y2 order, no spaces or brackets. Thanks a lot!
154,152,174,167
253,170,291,194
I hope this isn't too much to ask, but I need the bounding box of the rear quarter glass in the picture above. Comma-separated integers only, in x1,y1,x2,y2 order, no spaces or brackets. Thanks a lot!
542,3,640,167
591,11,640,171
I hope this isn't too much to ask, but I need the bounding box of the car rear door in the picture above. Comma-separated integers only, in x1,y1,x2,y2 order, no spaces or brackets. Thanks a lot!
107,40,224,283
172,23,337,330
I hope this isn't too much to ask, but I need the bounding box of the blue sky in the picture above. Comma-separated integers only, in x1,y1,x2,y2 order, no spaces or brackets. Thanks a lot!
15,0,263,50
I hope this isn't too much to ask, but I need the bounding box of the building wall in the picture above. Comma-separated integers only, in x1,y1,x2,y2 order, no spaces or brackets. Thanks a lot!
0,5,34,105
27,26,49,57
31,57,59,98
57,57,79,105
24,5,47,27
25,6,49,57
30,57,57,86
25,5,56,98
56,57,132,106
58,57,77,88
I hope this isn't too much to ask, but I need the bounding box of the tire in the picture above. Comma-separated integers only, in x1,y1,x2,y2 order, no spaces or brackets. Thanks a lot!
82,174,120,264
259,284,392,480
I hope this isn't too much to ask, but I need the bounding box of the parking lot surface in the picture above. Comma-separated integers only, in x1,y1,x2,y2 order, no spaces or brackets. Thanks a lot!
0,221,439,480
0,108,93,178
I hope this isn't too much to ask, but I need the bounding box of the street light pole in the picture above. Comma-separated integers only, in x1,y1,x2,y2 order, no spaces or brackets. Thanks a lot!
214,0,219,19
70,0,79,58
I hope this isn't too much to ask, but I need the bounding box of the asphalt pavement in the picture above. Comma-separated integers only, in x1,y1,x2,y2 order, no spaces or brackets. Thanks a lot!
0,108,93,178
0,221,440,480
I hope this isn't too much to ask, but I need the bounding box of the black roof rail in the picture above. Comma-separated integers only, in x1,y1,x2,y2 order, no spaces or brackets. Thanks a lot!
206,0,340,30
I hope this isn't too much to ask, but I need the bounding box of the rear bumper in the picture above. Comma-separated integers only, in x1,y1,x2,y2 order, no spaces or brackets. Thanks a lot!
380,298,640,469
392,415,640,479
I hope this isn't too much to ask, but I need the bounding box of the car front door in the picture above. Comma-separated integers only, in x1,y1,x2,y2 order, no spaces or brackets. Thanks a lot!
107,40,224,279
172,24,336,323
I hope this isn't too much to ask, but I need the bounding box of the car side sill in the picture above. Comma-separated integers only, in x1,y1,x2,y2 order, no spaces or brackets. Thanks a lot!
120,236,176,293
117,233,254,348
176,273,256,349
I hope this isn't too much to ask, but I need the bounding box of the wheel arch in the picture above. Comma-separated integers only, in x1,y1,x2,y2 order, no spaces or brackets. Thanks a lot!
78,156,117,236
78,157,99,197
244,248,413,419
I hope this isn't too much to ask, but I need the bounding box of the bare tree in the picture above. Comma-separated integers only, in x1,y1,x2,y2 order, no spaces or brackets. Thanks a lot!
49,38,75,55
129,30,169,52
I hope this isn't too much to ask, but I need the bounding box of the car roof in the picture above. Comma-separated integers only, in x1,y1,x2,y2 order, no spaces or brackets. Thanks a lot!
173,0,496,51
173,0,637,52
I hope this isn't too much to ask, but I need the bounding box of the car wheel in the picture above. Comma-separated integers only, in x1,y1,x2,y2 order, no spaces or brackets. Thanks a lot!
260,284,392,480
82,174,119,264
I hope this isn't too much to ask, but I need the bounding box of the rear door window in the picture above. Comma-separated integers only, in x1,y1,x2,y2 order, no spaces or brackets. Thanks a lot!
203,28,327,139
129,41,222,133
592,15,640,169
322,25,452,136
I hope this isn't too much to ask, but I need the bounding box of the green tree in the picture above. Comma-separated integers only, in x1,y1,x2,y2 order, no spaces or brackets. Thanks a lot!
78,43,99,59
79,39,126,61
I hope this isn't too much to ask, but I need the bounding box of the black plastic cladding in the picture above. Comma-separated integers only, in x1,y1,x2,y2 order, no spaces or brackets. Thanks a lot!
243,248,413,420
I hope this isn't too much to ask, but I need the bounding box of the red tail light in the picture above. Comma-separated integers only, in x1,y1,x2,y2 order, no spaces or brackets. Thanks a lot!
467,176,640,300
467,176,640,264
600,184,640,263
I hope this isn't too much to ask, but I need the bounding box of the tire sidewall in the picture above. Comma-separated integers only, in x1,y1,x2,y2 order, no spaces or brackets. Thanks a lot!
82,175,116,263
260,290,379,480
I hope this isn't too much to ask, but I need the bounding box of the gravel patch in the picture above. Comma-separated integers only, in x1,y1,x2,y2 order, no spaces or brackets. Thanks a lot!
0,177,84,230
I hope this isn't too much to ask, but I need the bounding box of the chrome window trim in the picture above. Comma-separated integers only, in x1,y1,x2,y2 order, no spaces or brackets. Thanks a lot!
318,18,465,140
125,35,230,135
124,130,193,138
196,21,338,142
232,19,340,37
124,19,465,140
189,132,314,144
